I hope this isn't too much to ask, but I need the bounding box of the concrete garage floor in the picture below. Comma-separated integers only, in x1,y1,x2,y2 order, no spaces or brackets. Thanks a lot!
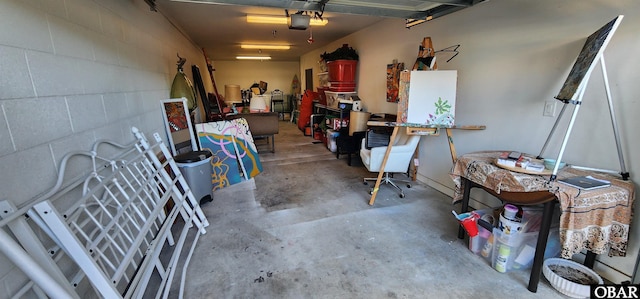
182,120,566,298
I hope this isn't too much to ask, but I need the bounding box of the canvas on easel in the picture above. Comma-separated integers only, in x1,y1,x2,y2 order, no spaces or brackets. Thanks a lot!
397,70,457,127
556,16,623,102
539,15,628,180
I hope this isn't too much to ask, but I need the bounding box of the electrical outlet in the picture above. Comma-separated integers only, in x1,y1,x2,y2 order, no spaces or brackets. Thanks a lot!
543,100,556,117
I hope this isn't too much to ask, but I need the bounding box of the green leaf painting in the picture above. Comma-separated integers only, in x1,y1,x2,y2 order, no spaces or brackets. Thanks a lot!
434,97,451,115
426,97,454,126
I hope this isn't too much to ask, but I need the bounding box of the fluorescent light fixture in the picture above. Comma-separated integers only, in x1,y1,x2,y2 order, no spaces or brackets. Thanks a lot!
405,19,426,28
405,14,433,29
241,44,290,50
246,15,328,26
236,56,272,60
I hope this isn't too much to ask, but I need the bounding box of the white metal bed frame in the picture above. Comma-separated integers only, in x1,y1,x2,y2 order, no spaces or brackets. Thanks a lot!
0,127,208,298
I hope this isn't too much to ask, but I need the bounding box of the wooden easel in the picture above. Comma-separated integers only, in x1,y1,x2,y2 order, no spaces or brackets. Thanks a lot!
412,37,437,71
368,37,485,205
409,37,437,180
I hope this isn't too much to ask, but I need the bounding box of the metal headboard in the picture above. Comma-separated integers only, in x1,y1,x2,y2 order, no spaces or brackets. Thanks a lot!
0,127,208,298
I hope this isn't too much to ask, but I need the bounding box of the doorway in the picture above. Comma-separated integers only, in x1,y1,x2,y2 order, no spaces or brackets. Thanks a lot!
305,68,313,91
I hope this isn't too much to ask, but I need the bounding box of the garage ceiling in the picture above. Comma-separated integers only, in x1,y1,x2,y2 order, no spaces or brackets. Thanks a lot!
154,0,485,61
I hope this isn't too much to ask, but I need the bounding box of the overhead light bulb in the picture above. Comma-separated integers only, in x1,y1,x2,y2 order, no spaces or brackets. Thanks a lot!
307,28,314,44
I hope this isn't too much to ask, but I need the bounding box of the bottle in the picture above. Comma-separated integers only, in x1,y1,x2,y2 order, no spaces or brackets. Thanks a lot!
503,204,519,221
480,233,494,258
471,227,491,254
494,244,511,273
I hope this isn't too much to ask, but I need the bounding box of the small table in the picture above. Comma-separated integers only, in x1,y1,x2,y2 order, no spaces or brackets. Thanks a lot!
451,151,635,292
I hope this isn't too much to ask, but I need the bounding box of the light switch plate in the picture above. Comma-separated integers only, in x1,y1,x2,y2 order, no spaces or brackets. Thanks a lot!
543,100,556,117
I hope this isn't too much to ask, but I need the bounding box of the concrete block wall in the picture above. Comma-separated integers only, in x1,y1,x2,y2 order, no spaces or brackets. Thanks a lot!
0,0,208,295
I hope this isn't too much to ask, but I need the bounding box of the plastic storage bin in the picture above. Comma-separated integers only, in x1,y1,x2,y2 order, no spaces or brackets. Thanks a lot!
470,206,561,273
326,129,339,152
174,150,213,205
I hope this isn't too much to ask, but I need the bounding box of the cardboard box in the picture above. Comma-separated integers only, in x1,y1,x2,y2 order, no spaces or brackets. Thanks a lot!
324,91,357,108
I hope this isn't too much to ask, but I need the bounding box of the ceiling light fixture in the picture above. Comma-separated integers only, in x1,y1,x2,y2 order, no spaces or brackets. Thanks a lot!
236,56,272,60
405,11,434,29
246,15,328,26
405,19,426,28
241,44,290,50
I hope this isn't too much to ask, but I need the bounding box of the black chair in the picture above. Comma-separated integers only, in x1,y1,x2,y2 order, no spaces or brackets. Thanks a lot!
336,127,366,166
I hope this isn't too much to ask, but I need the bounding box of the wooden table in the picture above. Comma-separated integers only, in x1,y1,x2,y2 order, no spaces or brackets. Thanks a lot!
366,121,485,205
451,151,635,292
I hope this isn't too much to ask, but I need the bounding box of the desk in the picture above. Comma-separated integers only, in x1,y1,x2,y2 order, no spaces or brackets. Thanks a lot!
451,151,635,292
366,122,485,205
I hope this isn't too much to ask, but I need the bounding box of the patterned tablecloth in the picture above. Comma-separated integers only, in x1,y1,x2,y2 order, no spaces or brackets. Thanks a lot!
450,151,635,259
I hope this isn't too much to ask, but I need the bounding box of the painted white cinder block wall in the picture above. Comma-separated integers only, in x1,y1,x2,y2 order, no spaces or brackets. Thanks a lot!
0,0,209,293
0,0,209,204
300,0,640,284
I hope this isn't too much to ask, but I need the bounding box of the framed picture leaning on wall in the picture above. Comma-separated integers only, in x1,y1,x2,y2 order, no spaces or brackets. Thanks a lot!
161,98,198,156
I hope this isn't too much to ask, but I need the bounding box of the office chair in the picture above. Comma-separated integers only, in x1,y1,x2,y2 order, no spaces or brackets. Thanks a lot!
360,128,420,198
